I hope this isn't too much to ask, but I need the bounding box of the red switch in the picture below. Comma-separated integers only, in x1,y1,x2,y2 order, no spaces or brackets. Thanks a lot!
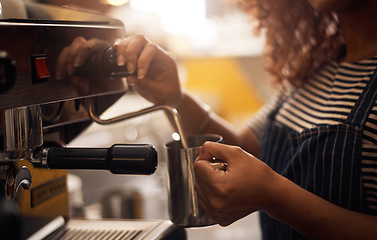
31,54,50,83
34,56,50,79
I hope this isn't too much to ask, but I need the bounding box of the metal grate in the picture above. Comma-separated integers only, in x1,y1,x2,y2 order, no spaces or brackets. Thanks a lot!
52,229,142,240
41,219,180,240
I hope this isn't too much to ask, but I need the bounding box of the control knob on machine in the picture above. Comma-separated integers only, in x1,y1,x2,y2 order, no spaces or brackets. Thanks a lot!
0,51,16,94
75,47,131,79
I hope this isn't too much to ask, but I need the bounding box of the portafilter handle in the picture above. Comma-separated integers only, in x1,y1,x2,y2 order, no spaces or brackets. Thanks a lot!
40,144,157,175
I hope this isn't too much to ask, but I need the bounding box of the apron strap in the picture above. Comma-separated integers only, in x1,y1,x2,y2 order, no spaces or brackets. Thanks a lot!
346,68,377,126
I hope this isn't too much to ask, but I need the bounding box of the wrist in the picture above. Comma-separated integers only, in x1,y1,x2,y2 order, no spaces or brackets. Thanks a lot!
172,90,187,109
261,169,291,216
197,104,212,134
171,91,214,135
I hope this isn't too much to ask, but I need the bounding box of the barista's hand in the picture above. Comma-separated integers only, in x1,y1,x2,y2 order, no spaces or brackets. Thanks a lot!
194,141,281,226
55,37,109,94
115,34,182,107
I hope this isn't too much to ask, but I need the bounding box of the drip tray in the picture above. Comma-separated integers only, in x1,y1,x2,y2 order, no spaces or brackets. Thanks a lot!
34,218,185,240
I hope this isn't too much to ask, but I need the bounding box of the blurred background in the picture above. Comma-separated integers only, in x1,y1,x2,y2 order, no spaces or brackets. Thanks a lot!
24,0,275,239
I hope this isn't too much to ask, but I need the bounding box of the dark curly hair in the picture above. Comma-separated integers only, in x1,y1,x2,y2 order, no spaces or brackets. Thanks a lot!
237,0,345,86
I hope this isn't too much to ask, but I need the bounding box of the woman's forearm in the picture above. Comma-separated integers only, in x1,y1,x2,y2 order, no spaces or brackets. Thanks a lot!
175,91,260,155
265,175,377,240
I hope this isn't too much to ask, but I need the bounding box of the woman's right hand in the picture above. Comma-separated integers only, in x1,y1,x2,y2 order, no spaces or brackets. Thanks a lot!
116,34,183,107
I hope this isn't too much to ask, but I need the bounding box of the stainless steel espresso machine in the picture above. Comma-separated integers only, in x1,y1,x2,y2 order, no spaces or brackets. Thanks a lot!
0,2,185,239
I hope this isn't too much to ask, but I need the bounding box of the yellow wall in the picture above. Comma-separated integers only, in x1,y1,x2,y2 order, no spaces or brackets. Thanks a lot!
181,57,265,125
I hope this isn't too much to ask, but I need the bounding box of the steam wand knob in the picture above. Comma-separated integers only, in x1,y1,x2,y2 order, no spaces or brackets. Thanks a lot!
74,47,131,79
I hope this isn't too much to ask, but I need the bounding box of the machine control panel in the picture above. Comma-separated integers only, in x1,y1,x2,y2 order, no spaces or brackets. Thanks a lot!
0,20,127,110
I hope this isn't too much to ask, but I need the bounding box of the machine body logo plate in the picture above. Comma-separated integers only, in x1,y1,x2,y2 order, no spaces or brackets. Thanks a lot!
31,176,66,207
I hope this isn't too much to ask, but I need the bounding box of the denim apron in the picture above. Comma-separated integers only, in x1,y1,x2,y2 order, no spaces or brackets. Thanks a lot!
259,70,377,239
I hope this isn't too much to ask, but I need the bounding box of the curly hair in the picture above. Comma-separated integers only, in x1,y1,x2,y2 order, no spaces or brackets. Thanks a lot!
237,0,345,86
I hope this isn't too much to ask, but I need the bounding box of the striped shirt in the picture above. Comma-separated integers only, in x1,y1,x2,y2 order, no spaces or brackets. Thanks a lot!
247,56,377,211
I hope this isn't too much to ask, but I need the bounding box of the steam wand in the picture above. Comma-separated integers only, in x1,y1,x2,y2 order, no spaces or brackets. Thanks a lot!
86,98,189,150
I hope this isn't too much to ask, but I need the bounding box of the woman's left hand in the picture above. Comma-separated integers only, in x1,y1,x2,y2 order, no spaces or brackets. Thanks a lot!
194,141,281,226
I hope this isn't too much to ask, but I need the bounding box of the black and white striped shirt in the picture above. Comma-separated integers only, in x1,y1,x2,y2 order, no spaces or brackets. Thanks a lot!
248,56,377,211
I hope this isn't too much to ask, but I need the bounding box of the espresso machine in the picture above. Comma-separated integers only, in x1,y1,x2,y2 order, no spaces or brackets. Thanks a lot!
0,2,185,239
